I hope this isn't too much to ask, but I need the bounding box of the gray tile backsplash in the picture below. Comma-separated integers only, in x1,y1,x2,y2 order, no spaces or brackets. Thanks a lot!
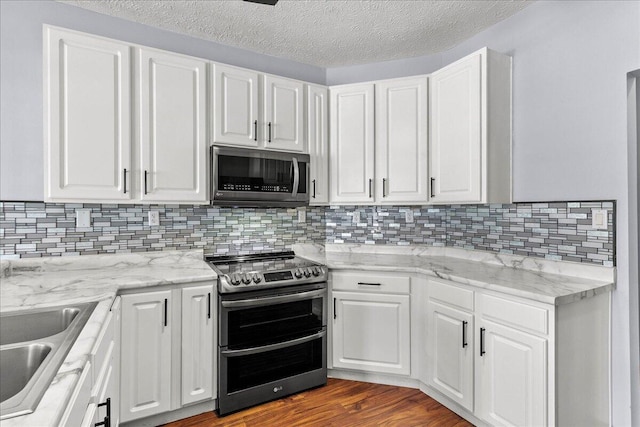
0,201,615,266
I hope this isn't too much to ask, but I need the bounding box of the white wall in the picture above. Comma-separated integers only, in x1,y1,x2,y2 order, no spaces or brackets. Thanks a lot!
328,2,640,424
0,0,325,202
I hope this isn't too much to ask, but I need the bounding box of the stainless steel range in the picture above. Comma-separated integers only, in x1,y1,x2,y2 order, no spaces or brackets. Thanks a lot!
206,251,327,416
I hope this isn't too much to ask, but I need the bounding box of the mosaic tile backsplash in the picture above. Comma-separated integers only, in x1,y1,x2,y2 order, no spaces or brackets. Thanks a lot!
0,201,615,266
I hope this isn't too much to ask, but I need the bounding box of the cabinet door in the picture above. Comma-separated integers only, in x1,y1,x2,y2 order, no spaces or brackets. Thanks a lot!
44,27,131,201
264,75,304,152
332,291,410,375
121,291,172,422
307,85,329,205
375,77,429,203
139,49,208,202
213,64,260,147
476,319,547,427
426,299,473,412
181,285,214,405
329,84,375,204
429,52,481,203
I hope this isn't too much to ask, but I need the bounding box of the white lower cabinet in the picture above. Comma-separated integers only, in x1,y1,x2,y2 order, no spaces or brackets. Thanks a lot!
181,285,215,406
476,318,547,426
331,271,411,376
62,297,121,427
120,282,215,423
121,290,173,422
426,297,474,412
423,277,609,427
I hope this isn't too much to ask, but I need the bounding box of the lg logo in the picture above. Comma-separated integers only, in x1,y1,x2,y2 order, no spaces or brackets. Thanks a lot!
273,386,283,393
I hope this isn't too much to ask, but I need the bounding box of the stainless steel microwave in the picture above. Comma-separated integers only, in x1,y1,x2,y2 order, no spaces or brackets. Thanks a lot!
210,146,310,207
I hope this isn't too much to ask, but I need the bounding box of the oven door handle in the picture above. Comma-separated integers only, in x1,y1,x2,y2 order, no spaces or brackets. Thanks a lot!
221,288,325,308
221,330,326,358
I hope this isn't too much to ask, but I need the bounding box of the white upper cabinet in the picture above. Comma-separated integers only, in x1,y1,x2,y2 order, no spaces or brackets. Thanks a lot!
213,64,260,148
375,77,429,203
307,84,329,205
44,26,132,201
429,48,512,204
212,65,304,152
263,75,304,152
329,78,429,205
329,84,376,204
138,48,208,202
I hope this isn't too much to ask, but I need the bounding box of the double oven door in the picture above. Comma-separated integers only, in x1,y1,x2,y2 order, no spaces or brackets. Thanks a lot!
218,282,327,415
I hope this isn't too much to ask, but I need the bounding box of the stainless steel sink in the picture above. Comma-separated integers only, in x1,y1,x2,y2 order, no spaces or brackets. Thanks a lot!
0,344,52,403
0,302,97,420
0,307,80,345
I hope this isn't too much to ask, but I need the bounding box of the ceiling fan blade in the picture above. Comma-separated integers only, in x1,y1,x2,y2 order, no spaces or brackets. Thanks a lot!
243,0,279,5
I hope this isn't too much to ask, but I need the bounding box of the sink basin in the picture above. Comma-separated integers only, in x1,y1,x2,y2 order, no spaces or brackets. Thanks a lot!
0,344,52,402
0,307,80,345
0,302,97,420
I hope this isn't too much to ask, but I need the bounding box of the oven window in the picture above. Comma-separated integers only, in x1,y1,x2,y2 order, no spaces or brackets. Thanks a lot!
226,297,323,348
225,338,323,393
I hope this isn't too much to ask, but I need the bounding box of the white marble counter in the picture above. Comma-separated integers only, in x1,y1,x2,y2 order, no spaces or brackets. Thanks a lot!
294,243,615,306
0,249,215,426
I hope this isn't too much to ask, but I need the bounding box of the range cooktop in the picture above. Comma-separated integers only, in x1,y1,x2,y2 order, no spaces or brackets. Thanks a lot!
206,251,327,293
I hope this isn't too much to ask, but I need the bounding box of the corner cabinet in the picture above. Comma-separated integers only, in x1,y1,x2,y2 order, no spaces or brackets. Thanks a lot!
331,271,411,376
120,282,215,423
44,26,132,202
329,77,428,205
307,85,329,205
429,48,512,204
138,48,208,203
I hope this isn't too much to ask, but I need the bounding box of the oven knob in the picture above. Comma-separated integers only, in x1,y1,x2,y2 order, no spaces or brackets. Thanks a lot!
252,274,262,284
303,268,311,278
294,268,303,278
229,274,241,286
241,274,252,285
311,266,320,276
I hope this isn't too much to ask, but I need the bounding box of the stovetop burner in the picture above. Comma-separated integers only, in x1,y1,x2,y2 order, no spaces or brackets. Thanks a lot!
206,251,327,293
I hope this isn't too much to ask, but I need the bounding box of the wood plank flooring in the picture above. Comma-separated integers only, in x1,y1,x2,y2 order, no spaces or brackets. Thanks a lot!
163,378,473,427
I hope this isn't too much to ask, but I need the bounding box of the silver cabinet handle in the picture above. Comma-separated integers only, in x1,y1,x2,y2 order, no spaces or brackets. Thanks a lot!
253,120,258,141
123,169,128,194
268,122,272,142
312,179,316,198
368,179,373,198
144,170,149,195
383,178,387,197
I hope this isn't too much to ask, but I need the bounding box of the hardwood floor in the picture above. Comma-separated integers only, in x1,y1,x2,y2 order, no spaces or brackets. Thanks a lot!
163,378,473,427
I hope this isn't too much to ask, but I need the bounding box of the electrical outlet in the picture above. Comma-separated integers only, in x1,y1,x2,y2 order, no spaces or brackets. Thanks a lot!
297,208,306,223
148,211,160,227
591,209,608,230
405,210,414,223
352,211,360,224
76,209,91,228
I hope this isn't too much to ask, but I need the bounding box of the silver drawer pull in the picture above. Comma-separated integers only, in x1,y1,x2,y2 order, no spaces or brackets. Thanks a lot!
357,282,381,286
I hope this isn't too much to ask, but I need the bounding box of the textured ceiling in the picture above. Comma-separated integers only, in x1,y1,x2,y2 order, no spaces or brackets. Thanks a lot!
60,0,533,67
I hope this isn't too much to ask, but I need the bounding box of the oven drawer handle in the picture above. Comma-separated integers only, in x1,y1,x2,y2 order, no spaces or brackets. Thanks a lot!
221,330,326,358
221,288,326,308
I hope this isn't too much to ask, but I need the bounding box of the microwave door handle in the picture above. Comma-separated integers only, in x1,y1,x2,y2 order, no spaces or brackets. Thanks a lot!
292,157,299,197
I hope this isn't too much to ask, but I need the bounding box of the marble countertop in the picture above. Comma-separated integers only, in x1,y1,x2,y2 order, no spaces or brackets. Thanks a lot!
1,244,615,425
0,249,216,426
294,244,615,306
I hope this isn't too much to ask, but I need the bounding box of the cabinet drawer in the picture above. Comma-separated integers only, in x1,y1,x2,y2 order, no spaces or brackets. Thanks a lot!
331,271,410,294
428,278,474,311
478,293,549,335
90,310,114,383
